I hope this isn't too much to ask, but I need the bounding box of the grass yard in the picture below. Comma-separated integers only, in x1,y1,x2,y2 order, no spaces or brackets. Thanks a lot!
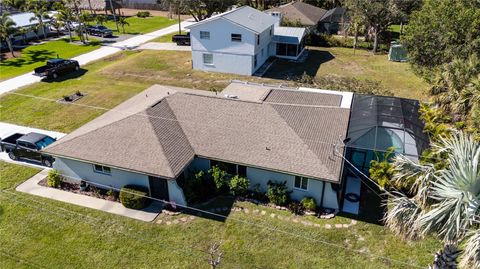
264,46,429,100
0,161,441,269
0,50,282,133
0,38,101,81
104,16,178,35
151,30,187,43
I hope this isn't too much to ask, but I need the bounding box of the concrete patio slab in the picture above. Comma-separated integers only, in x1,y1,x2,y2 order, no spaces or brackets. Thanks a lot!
16,169,161,222
136,42,192,51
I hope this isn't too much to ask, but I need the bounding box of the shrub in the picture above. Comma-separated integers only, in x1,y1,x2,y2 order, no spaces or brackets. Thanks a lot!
179,170,215,203
119,185,149,209
208,165,229,192
288,201,303,215
107,188,115,198
229,175,249,196
266,181,290,206
47,170,62,188
301,197,317,212
137,11,150,18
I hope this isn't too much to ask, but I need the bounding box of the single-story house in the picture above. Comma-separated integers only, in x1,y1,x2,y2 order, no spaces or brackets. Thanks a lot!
44,83,354,210
185,5,307,76
266,1,327,29
7,12,53,44
318,7,348,35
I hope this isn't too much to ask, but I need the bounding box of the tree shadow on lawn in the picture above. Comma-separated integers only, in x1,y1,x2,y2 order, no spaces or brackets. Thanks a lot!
182,196,235,223
41,68,89,83
0,49,55,67
262,50,335,80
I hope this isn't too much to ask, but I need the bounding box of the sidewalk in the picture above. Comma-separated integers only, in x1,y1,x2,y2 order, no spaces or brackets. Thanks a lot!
16,169,162,222
136,42,192,51
0,21,194,96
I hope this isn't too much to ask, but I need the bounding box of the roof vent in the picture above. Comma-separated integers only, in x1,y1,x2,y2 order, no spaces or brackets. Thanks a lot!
224,94,238,99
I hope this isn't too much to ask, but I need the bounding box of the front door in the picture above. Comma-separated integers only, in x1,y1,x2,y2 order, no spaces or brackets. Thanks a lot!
149,176,169,201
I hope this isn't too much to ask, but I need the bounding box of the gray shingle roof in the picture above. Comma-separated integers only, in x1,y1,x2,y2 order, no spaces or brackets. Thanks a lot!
186,6,277,34
45,85,350,182
267,1,327,26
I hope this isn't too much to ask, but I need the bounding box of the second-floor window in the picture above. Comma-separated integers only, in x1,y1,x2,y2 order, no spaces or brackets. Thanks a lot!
200,31,210,39
231,33,242,42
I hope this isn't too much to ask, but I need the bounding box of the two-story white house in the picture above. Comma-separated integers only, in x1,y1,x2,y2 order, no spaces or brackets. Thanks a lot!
185,6,306,76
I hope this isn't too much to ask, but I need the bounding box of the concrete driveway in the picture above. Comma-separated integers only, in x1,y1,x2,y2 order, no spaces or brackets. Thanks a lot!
136,42,191,51
0,21,195,96
0,122,66,168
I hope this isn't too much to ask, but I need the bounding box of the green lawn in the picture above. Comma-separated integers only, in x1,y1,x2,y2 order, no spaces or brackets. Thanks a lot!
151,30,186,43
265,46,429,100
104,16,178,35
0,161,440,268
0,38,101,81
0,50,280,133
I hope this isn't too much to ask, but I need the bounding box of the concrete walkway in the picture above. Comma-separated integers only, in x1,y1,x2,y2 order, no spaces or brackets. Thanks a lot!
16,169,162,222
0,122,66,168
0,21,194,95
136,42,191,51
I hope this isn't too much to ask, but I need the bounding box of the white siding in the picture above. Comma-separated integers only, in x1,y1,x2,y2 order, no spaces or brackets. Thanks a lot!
190,18,256,55
53,157,150,190
191,51,253,75
167,180,187,206
322,183,339,209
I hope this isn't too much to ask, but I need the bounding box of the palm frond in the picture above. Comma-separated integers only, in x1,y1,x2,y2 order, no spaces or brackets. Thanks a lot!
383,192,422,240
460,229,480,269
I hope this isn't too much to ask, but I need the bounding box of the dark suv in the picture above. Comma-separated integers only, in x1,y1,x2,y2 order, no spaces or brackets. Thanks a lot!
86,25,113,37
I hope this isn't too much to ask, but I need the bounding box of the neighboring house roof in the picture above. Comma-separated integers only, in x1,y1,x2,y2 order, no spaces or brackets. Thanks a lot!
65,0,122,10
44,84,351,183
185,6,277,34
272,26,306,44
319,7,348,23
267,1,327,26
8,12,53,28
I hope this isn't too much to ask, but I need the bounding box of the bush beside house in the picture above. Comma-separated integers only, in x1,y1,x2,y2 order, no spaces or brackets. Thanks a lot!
119,185,150,209
47,170,63,188
266,181,290,206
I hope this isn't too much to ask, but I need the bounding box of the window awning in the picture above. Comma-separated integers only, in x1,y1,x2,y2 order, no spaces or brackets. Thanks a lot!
273,26,306,44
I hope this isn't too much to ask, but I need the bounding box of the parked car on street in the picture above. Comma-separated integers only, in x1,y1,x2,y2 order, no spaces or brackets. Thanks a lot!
86,25,113,37
172,32,190,45
34,58,80,79
0,132,56,167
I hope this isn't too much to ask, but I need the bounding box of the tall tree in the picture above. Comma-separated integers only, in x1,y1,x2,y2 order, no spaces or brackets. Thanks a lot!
0,13,17,57
27,0,49,39
55,2,74,42
355,0,398,53
390,0,422,35
401,0,480,79
117,16,129,34
184,0,236,22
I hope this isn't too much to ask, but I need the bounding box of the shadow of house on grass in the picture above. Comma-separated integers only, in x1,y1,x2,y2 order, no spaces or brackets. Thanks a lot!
41,68,89,83
263,50,335,80
182,196,235,223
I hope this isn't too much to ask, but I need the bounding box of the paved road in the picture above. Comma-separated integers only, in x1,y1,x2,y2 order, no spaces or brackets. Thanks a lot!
0,21,194,96
136,42,192,51
0,122,66,169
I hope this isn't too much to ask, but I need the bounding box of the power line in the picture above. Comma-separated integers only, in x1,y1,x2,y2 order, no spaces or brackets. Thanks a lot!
26,170,424,269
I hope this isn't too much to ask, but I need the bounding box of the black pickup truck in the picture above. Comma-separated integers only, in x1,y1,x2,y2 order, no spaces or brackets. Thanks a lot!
172,32,190,45
34,58,80,79
0,132,56,167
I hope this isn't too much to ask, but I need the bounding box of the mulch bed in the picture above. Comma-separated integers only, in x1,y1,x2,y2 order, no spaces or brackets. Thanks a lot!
38,177,119,202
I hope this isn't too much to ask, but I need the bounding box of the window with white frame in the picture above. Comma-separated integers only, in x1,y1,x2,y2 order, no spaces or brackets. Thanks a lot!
231,33,242,42
200,31,210,39
294,176,308,190
93,164,111,175
203,53,213,65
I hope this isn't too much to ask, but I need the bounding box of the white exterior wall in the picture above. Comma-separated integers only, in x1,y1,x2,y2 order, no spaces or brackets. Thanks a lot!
252,26,273,72
167,180,187,206
191,51,253,76
189,18,263,76
53,157,150,190
322,183,339,209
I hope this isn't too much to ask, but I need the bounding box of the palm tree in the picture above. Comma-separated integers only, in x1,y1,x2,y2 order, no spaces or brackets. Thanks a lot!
27,0,49,39
0,13,17,58
117,16,129,34
50,15,64,37
17,27,28,44
95,14,107,25
56,5,74,42
386,133,480,267
79,11,92,41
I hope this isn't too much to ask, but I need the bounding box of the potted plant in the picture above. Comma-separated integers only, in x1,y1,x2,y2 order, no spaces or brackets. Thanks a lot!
79,180,88,191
